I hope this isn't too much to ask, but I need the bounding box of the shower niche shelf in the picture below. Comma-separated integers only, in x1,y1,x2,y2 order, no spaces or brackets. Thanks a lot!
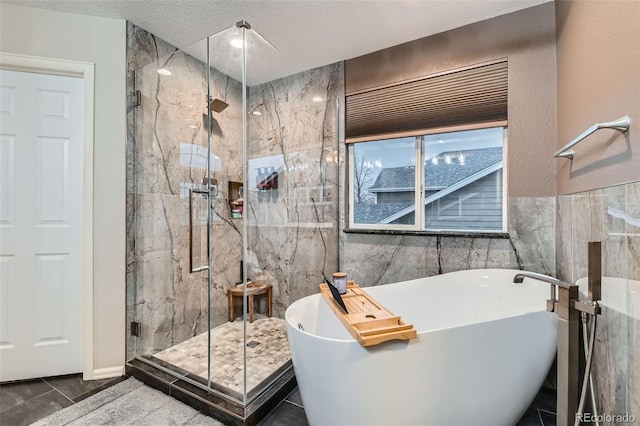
228,180,243,219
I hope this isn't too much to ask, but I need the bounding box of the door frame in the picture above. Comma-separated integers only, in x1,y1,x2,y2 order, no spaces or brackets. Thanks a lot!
0,52,95,379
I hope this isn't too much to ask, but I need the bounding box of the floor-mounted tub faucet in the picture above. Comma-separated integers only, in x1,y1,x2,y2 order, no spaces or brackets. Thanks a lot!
514,241,603,426
513,271,579,426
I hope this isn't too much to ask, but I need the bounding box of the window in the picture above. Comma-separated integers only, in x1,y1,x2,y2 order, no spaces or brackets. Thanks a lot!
345,60,508,233
348,126,506,232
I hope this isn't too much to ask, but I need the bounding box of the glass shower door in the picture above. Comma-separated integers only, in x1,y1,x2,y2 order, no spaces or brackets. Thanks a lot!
203,22,299,404
129,43,214,384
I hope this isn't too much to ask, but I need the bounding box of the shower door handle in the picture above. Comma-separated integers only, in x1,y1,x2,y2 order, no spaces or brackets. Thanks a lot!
189,188,210,273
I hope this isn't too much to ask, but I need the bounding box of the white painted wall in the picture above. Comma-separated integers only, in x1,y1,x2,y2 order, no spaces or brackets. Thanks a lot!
0,3,126,376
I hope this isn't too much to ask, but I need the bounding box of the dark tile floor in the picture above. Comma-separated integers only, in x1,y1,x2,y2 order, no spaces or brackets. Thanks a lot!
258,387,308,426
516,385,557,426
0,374,127,426
1,374,554,426
264,384,557,426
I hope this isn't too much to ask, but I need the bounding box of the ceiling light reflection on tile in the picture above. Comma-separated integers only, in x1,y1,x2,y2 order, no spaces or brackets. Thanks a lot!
157,68,172,76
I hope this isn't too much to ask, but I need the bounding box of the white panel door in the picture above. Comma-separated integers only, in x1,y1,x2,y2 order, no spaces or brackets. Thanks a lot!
0,69,84,381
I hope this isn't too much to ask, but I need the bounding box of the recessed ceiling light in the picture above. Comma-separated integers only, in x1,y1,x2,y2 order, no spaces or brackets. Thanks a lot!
230,38,244,48
157,68,172,76
312,96,323,102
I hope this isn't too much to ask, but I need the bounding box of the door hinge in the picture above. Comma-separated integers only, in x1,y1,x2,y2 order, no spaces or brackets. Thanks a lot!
133,90,141,108
130,321,141,337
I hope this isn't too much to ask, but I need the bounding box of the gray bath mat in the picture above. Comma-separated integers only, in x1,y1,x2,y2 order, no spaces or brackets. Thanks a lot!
33,377,223,425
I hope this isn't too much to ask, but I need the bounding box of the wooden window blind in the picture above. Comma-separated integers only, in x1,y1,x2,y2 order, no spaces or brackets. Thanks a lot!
345,60,508,142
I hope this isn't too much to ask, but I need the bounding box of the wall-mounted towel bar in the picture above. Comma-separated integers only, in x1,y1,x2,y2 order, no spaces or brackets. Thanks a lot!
554,115,630,159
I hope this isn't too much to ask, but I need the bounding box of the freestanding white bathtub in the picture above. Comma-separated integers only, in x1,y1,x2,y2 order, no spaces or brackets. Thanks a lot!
285,269,557,426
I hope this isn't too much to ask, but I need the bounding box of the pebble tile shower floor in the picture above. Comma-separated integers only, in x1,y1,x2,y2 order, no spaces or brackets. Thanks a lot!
154,317,291,396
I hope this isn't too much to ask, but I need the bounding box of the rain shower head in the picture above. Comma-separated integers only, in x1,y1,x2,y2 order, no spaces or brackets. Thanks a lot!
208,98,229,113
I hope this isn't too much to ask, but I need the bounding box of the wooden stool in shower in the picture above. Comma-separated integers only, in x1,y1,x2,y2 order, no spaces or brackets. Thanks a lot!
227,282,273,323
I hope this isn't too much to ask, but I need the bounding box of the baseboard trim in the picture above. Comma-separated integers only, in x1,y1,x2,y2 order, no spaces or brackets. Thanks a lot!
93,366,125,380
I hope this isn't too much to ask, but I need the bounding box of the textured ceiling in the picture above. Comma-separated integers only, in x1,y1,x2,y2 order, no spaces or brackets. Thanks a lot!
5,0,551,83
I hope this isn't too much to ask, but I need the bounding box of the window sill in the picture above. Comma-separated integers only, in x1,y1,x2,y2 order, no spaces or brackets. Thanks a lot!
343,228,510,239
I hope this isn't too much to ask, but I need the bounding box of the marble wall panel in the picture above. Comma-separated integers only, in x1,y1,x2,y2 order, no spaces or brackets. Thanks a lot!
592,304,629,419
126,21,182,359
604,185,628,279
440,236,518,272
248,218,339,317
629,307,640,423
570,191,607,282
134,248,206,353
625,182,640,420
127,22,177,72
285,225,338,307
125,189,137,360
556,195,573,283
245,62,343,313
208,74,243,186
134,52,207,196
243,223,340,319
208,219,244,322
342,234,436,286
246,193,290,227
627,182,640,281
132,193,210,355
342,197,556,286
508,197,556,274
247,225,291,307
557,180,640,421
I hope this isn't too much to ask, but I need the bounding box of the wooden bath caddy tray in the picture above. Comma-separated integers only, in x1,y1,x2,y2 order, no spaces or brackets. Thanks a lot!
319,281,417,347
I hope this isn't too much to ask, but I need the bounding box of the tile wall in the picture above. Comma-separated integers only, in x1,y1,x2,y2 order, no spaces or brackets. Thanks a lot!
556,181,639,420
246,63,343,317
341,197,557,286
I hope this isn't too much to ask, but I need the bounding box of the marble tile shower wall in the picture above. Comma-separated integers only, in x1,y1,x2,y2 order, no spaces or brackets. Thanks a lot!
246,63,343,317
556,181,640,421
341,197,557,286
126,23,243,359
